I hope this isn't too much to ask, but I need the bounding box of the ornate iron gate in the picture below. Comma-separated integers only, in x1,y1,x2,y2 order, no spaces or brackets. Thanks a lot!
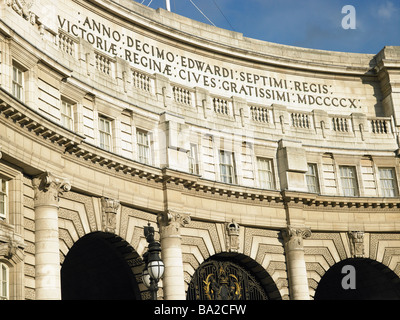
187,259,268,300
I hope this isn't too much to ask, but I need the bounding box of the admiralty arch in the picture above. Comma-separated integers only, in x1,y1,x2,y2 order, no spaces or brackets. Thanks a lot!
1,0,400,300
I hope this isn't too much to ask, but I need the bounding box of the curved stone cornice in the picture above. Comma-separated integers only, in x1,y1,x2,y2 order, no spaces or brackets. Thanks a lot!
1,89,400,212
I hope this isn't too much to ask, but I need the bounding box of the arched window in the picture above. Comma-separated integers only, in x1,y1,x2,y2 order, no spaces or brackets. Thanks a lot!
0,262,9,300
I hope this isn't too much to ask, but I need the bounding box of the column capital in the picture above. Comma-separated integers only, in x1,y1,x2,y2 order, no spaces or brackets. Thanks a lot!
32,172,71,207
157,210,190,237
282,225,311,250
101,197,120,233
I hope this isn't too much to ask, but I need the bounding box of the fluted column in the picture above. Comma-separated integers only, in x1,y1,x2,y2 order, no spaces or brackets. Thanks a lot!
157,210,190,300
282,226,311,300
32,172,71,300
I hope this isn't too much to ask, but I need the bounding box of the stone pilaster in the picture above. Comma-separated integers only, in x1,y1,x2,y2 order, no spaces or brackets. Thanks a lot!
282,225,311,300
157,210,190,300
101,197,120,233
32,172,71,300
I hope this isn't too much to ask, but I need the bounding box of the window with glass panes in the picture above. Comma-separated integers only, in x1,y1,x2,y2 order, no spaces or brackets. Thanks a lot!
0,179,7,220
188,144,199,174
61,100,74,130
306,163,320,193
219,150,235,184
340,166,359,196
137,130,150,164
0,263,8,300
257,157,274,189
98,116,112,151
12,65,24,100
379,168,398,197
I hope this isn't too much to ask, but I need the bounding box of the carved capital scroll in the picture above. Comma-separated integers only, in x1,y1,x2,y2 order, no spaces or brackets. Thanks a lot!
157,210,190,237
32,172,71,207
282,226,311,250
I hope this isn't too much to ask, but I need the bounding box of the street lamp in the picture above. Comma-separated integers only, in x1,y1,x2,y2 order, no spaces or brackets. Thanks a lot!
142,223,164,300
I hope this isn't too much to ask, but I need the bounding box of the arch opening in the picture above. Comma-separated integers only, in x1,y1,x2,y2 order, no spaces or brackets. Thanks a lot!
314,258,400,300
61,232,143,300
186,252,281,300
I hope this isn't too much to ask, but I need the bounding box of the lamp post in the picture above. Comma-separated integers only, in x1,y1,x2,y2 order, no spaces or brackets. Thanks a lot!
142,223,165,300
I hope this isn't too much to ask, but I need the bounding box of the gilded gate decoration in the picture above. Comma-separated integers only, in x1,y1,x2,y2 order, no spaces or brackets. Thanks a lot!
187,260,268,300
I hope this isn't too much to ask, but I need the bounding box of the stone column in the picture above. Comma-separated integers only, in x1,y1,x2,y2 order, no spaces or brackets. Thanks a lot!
32,172,71,300
157,210,190,300
282,226,311,300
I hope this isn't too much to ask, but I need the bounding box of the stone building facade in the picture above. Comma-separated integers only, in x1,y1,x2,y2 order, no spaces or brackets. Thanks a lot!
0,0,400,300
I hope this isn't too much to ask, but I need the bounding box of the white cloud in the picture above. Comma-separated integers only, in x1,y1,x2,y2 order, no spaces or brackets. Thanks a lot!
378,1,398,19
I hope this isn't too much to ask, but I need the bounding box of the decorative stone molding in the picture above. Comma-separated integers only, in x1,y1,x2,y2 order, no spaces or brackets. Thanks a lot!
282,226,312,250
225,220,240,252
348,231,365,258
32,172,71,207
6,0,37,25
100,197,120,233
157,210,190,237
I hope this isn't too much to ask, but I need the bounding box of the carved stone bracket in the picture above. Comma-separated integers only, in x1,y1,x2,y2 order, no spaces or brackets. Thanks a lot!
157,210,190,237
0,235,25,263
32,172,71,207
101,197,120,233
348,231,365,258
225,220,240,252
282,226,312,250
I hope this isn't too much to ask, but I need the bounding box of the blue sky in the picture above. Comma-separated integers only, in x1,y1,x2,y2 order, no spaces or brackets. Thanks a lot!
134,0,400,54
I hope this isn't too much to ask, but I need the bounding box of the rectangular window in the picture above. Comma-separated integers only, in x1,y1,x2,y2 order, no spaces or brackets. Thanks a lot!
306,163,320,193
379,168,398,197
188,143,199,175
0,179,7,220
12,65,24,101
257,157,274,189
0,263,8,300
137,130,150,164
219,150,236,184
340,166,359,196
61,100,74,130
98,116,112,151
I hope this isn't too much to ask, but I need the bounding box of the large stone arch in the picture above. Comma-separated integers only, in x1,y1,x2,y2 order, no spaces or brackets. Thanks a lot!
181,220,287,299
61,231,144,300
186,252,282,300
314,258,400,300
304,231,400,298
56,190,162,299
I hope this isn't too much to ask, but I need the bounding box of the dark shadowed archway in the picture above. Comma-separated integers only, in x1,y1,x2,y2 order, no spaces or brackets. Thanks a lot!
314,258,400,300
61,232,143,300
